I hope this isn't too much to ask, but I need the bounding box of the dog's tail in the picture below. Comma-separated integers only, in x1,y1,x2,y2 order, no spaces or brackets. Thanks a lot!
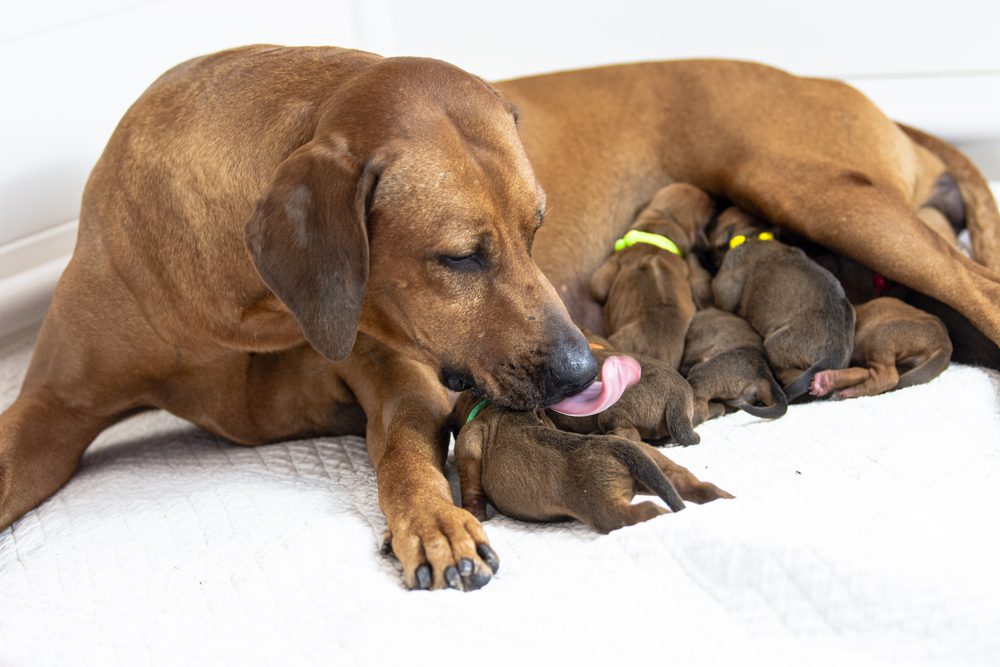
665,400,701,446
895,344,953,392
737,376,788,419
898,123,1000,272
783,306,855,402
608,440,686,512
783,349,846,402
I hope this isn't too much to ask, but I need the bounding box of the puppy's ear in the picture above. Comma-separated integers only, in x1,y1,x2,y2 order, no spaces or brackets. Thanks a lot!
245,138,383,360
590,257,620,304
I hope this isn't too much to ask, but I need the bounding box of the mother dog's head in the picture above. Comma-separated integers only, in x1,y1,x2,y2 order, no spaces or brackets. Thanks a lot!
244,57,597,409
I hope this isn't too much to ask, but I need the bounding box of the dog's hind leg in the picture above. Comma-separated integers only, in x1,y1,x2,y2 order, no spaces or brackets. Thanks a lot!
639,443,734,503
736,173,1000,350
0,265,154,531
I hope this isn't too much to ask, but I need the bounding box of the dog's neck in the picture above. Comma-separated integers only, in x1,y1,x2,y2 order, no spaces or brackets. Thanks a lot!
630,215,695,256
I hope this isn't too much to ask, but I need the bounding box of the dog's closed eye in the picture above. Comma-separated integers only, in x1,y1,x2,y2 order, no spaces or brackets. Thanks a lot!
439,252,488,272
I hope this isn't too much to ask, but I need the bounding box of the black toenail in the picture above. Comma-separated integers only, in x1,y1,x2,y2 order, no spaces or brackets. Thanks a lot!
415,564,432,590
445,566,461,589
459,558,474,577
465,571,491,591
476,543,500,573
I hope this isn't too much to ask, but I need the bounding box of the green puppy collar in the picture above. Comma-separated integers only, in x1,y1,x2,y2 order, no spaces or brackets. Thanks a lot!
465,398,491,424
613,229,682,257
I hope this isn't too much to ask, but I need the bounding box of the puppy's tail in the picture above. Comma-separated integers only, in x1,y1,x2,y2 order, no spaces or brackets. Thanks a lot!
783,351,843,402
737,376,788,419
609,441,686,513
899,123,1000,272
665,400,701,446
895,343,953,391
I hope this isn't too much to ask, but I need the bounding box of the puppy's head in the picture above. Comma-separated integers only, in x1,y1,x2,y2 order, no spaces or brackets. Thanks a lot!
705,206,774,267
245,57,596,410
633,183,715,253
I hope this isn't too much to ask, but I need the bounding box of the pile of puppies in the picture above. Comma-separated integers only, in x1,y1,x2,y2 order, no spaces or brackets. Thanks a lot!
451,183,954,534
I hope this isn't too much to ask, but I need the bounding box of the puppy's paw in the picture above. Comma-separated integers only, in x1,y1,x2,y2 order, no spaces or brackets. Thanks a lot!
387,502,499,592
809,371,836,397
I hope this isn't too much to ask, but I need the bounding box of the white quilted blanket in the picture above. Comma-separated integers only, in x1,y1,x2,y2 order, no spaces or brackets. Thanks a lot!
1,328,999,666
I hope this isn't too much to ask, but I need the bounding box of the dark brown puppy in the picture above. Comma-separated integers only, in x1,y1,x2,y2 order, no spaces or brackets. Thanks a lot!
709,207,856,399
681,308,787,424
810,297,952,398
547,336,700,445
590,183,715,368
452,396,732,534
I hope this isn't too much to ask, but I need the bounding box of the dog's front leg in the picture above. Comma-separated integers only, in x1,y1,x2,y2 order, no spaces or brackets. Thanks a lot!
344,337,498,591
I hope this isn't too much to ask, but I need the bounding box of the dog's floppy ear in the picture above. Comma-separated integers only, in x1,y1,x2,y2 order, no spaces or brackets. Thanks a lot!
245,138,383,361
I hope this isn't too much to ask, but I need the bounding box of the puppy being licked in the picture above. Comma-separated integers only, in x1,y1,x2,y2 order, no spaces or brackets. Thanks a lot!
547,335,700,445
810,297,952,398
681,307,787,423
710,207,856,400
452,394,732,534
590,183,716,368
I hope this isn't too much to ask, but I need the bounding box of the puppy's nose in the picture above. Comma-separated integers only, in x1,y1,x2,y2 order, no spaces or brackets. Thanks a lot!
545,334,599,402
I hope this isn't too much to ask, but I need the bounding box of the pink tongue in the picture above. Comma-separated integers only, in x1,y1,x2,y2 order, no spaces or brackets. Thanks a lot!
548,355,641,417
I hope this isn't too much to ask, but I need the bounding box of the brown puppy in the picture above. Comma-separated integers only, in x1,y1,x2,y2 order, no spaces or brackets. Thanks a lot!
0,46,602,592
590,183,715,368
709,207,856,399
495,62,1000,362
810,297,952,398
547,336,700,445
681,308,787,423
452,396,732,534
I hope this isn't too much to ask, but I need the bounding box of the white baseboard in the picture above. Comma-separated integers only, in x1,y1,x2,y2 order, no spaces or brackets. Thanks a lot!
0,220,76,339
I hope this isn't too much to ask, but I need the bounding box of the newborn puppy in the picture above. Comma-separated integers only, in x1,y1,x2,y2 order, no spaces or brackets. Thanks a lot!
681,308,788,423
810,297,952,398
591,183,715,368
452,395,732,534
547,335,700,446
710,207,856,400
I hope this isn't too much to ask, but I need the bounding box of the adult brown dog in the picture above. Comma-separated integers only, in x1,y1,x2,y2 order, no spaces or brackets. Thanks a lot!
0,46,600,592
2,47,999,590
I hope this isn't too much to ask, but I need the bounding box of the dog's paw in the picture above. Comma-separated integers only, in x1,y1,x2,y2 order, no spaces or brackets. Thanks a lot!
386,502,499,592
809,371,835,397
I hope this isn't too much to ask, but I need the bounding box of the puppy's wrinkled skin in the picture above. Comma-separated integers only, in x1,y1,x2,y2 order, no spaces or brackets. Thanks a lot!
681,308,787,423
709,208,856,400
452,396,732,534
590,183,715,368
810,297,952,398
547,335,700,446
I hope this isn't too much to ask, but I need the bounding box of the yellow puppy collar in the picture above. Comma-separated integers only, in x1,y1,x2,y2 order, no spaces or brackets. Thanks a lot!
614,230,682,257
729,231,775,249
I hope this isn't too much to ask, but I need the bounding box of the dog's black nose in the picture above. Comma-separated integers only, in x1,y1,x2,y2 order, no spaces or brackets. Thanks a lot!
545,334,599,402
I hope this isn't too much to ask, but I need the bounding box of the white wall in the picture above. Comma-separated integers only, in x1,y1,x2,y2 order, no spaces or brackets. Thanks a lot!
2,0,1000,337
